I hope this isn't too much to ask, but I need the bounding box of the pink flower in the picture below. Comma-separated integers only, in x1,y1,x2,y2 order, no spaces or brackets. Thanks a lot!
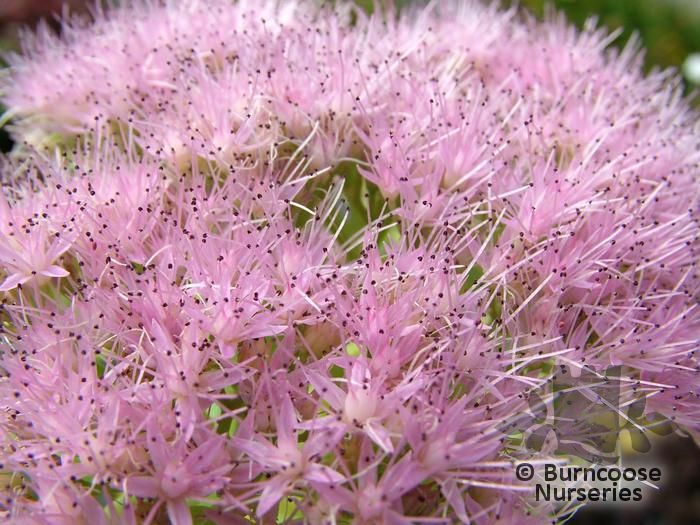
232,396,345,517
0,222,73,291
125,422,230,525
1,0,698,523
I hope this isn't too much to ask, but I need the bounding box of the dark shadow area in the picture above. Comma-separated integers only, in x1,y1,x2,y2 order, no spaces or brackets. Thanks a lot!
569,435,700,525
0,125,12,154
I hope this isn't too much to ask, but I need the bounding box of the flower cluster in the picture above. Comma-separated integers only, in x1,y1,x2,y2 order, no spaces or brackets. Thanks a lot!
1,1,698,524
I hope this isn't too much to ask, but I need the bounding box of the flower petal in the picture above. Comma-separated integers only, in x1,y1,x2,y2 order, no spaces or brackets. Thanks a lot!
41,265,70,278
126,476,159,498
0,272,30,291
256,475,289,517
304,463,345,484
167,500,193,525
365,420,394,453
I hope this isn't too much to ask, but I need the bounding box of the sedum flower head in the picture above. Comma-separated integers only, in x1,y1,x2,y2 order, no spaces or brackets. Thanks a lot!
0,1,699,524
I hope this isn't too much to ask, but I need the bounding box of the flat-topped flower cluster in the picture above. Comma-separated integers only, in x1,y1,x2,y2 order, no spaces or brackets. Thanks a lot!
0,1,698,524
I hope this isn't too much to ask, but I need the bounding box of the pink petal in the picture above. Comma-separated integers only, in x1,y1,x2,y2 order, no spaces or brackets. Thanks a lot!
385,510,415,525
382,455,426,499
185,436,226,472
441,479,468,523
146,419,171,469
167,500,193,525
275,396,298,450
309,481,356,510
0,272,29,291
231,437,284,469
304,369,345,411
256,475,289,517
41,265,70,278
126,476,159,498
80,495,108,525
349,359,370,389
365,420,394,453
303,425,345,459
304,464,345,484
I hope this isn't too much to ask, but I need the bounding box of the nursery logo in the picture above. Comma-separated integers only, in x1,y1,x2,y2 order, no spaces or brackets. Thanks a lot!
514,462,663,504
498,365,677,464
